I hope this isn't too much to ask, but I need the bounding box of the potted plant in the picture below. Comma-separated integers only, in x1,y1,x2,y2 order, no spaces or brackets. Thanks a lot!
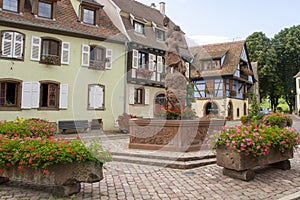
0,118,111,196
213,123,299,181
262,112,293,127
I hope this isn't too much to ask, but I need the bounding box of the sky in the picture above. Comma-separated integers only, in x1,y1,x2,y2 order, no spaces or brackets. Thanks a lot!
136,0,300,46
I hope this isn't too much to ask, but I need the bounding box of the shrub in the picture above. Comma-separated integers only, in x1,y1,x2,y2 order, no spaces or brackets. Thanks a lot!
262,112,293,127
0,135,111,171
0,118,57,138
154,106,197,120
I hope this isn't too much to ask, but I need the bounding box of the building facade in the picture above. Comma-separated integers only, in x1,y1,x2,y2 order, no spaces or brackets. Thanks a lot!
190,41,255,120
0,0,127,131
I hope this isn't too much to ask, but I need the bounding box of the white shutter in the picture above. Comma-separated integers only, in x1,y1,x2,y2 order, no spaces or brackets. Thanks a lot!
105,49,112,70
13,33,23,58
132,49,138,69
21,82,32,109
61,42,70,65
59,84,68,109
81,44,90,67
185,62,190,78
129,86,135,104
89,86,96,108
30,36,41,61
144,88,150,105
157,56,163,73
148,53,155,71
95,86,104,109
2,32,13,57
31,82,40,108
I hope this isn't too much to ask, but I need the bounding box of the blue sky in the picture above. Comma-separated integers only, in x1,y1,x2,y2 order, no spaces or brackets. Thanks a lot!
137,0,300,45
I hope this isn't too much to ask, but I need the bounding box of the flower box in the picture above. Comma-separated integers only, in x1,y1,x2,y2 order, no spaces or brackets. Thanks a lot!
216,145,293,181
0,161,103,197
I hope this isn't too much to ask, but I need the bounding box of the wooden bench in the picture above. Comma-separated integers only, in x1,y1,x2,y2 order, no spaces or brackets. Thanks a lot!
58,120,89,134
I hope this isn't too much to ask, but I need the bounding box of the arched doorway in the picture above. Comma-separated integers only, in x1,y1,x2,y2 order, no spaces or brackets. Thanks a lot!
227,101,233,120
205,101,219,116
154,93,166,114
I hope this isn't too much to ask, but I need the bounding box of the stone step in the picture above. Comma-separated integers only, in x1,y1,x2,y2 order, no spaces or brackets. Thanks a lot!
111,154,216,169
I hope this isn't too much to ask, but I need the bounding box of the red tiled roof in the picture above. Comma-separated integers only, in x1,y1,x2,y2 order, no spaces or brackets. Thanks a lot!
0,0,127,42
190,40,246,76
112,0,192,58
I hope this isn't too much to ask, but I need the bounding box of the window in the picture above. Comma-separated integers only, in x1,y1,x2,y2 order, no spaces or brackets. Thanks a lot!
40,38,61,65
129,86,150,105
0,80,20,110
135,88,143,104
81,44,112,70
1,31,24,60
38,1,52,18
155,29,165,41
3,0,18,12
40,82,59,109
30,36,70,65
83,8,95,25
138,51,148,68
133,21,144,34
88,84,104,110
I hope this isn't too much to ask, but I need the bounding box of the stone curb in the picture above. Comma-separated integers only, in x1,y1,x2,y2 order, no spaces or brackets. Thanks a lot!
278,192,300,200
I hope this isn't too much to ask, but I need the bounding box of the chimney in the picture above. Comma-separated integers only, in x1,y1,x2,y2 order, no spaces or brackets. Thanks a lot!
150,3,156,9
159,2,165,15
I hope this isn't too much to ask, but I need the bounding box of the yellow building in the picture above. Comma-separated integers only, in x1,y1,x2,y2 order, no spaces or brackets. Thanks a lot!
0,0,127,131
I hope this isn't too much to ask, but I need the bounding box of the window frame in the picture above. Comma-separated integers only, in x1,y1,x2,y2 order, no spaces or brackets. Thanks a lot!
155,28,165,41
88,84,105,110
40,37,61,65
133,21,145,35
134,87,144,105
37,0,53,19
0,79,21,111
89,45,106,69
80,2,101,26
39,81,60,110
2,0,19,13
138,51,148,69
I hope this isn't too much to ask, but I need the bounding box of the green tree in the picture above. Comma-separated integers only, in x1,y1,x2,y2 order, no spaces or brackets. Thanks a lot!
250,93,260,117
272,25,300,113
246,32,283,111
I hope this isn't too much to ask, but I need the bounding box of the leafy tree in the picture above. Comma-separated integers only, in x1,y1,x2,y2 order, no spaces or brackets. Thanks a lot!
272,25,300,113
250,93,260,117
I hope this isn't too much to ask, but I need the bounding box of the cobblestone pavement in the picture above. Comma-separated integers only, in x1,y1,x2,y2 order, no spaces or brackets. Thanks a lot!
0,120,300,200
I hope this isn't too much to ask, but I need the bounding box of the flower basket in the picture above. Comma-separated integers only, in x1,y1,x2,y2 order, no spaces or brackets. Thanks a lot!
41,55,60,65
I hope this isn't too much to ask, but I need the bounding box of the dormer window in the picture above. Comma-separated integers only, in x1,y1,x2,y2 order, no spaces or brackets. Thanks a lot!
155,29,165,41
32,0,57,19
133,21,144,34
80,0,102,26
38,1,52,18
83,8,95,25
3,0,18,12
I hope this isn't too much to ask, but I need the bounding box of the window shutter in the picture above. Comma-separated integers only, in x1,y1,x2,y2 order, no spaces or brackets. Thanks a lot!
13,33,23,58
148,53,155,71
132,49,138,69
95,86,104,109
105,49,113,70
21,82,32,109
59,84,68,109
185,62,190,78
144,88,150,105
30,36,41,61
157,56,163,73
2,32,13,57
129,86,135,104
61,42,70,65
31,82,40,108
81,44,90,66
89,86,96,108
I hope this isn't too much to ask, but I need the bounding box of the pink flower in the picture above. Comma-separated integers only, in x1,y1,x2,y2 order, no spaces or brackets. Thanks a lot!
256,146,261,150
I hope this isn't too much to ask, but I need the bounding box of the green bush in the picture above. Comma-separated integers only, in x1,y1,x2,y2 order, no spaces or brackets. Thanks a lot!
262,112,293,127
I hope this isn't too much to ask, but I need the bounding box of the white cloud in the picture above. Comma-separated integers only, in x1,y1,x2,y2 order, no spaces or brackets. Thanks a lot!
186,35,233,46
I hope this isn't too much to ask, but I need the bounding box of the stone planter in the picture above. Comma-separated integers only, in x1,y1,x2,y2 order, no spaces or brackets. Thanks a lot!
216,145,293,181
0,161,103,197
129,118,225,152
